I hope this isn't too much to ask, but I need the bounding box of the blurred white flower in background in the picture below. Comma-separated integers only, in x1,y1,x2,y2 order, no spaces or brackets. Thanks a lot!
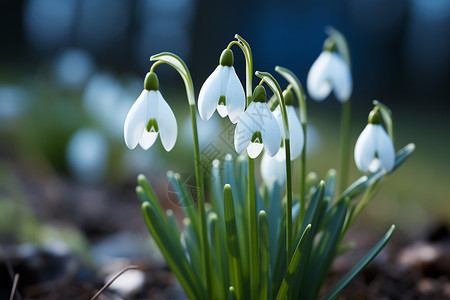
0,85,31,123
307,51,352,102
53,49,95,90
66,128,109,183
260,151,286,186
182,112,221,149
83,73,135,139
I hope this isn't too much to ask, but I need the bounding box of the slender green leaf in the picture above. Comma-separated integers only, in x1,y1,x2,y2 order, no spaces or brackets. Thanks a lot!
259,211,269,300
323,225,396,300
137,175,166,224
350,176,385,225
304,200,347,300
183,218,202,279
291,182,327,298
141,203,200,299
392,143,415,172
208,213,227,299
168,172,201,239
275,224,312,300
166,210,181,242
229,286,237,300
224,184,243,300
324,169,337,201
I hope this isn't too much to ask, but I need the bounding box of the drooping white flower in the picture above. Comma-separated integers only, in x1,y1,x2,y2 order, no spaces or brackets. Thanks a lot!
260,152,286,186
354,109,395,173
124,72,177,151
234,86,281,159
198,49,245,124
307,48,352,102
272,89,304,160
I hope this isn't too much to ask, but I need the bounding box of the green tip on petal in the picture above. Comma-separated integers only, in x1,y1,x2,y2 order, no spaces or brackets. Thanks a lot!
283,89,294,106
252,85,266,103
322,37,337,52
368,107,381,124
144,72,159,91
220,49,234,67
146,118,159,132
251,131,262,144
218,95,226,106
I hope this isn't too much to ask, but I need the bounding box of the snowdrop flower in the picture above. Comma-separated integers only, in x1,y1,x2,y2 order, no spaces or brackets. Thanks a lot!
124,72,177,151
354,108,395,173
307,39,352,102
260,152,286,186
234,86,281,159
272,89,304,160
198,49,245,124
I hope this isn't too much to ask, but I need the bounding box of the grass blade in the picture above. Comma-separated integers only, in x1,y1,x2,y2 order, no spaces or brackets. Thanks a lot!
224,184,243,299
259,211,269,300
322,225,396,300
275,224,312,300
141,202,200,299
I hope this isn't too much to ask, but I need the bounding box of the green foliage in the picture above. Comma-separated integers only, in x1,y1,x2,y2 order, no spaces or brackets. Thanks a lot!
137,143,414,300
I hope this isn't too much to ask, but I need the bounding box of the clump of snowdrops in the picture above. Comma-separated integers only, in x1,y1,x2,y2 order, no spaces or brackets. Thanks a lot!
123,28,414,300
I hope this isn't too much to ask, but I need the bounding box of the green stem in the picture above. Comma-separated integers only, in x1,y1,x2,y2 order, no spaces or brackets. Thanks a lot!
299,122,307,221
338,98,351,194
247,156,259,299
235,34,253,99
190,104,212,299
284,139,293,269
273,66,308,223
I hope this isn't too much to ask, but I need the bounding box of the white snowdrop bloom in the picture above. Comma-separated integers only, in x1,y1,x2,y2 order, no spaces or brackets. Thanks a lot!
124,72,177,151
307,49,352,102
198,49,245,124
260,152,286,186
66,128,108,183
354,109,395,173
234,86,281,159
272,89,304,160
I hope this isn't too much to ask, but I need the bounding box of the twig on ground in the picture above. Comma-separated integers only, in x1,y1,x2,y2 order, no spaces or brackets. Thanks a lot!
9,274,20,300
90,265,139,300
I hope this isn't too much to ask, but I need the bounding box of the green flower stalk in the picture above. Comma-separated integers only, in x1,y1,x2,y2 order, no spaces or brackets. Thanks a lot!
275,66,308,220
255,71,294,271
149,52,212,299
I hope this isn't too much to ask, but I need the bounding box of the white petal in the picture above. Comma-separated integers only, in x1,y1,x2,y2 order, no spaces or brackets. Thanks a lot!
354,124,377,172
261,152,286,186
139,131,158,150
258,103,281,157
328,52,352,102
373,125,395,172
225,66,245,123
198,66,223,121
368,158,382,173
216,104,228,118
273,146,286,161
247,142,264,159
287,106,304,159
124,90,149,149
273,107,284,138
307,52,333,101
156,91,177,151
234,102,257,154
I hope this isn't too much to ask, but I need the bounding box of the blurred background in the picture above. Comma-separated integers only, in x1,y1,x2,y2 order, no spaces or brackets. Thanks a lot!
0,0,449,298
